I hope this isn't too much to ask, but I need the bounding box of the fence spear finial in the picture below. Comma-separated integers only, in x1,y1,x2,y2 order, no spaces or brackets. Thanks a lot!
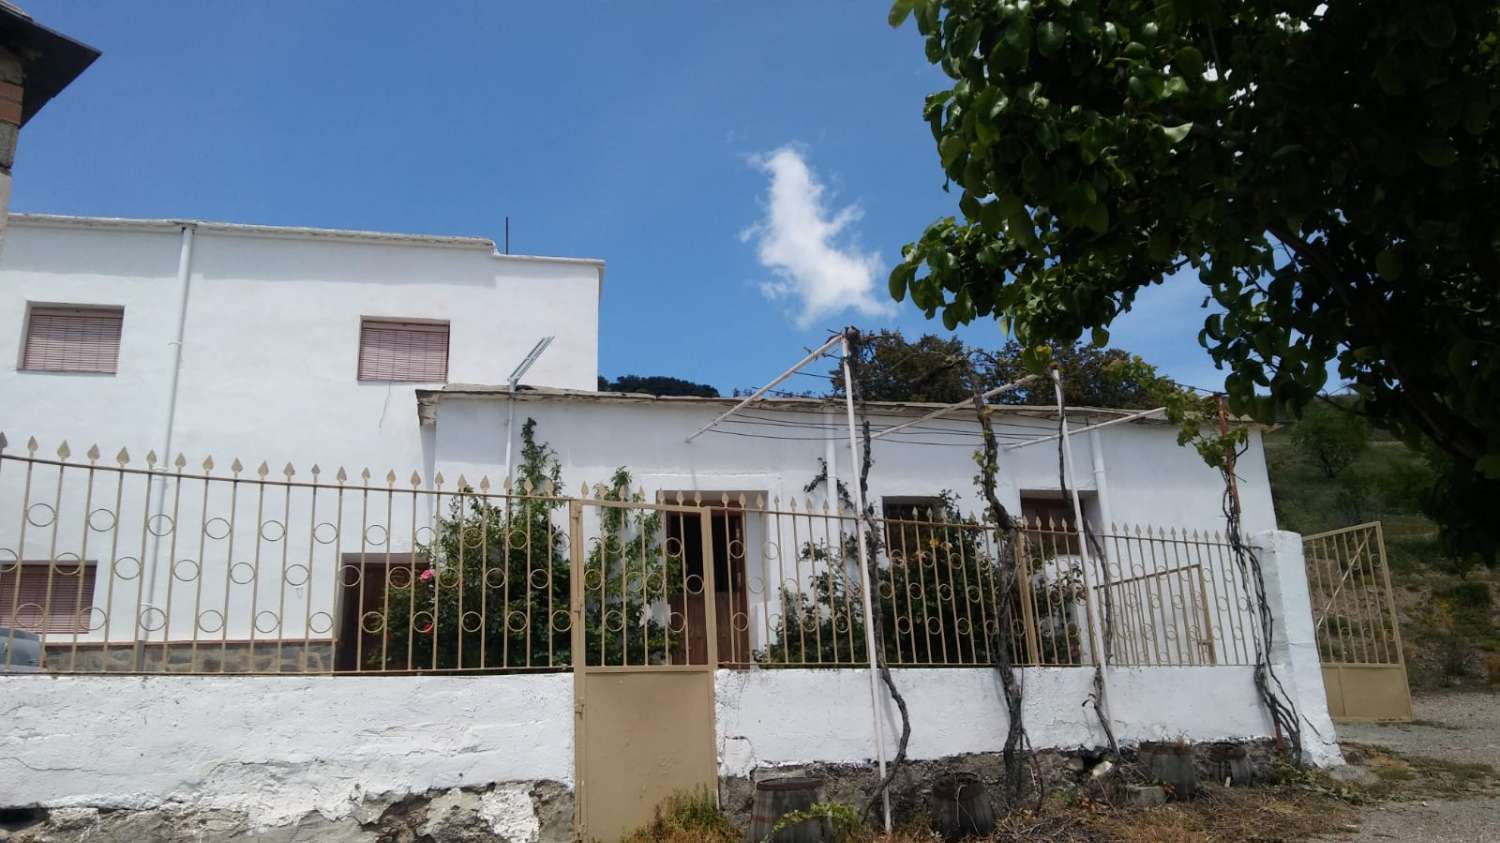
203,455,215,473
57,440,71,460
87,444,101,464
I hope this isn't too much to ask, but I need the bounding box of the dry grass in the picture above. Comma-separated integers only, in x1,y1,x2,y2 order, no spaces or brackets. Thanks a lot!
1343,741,1498,801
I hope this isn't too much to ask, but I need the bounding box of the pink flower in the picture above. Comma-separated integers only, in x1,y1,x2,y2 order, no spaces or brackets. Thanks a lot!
420,569,435,582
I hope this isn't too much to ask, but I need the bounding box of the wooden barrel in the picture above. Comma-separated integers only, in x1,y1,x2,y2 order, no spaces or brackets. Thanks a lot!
748,776,827,843
929,773,994,842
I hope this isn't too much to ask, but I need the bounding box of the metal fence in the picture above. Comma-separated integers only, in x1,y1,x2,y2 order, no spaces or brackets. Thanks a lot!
1,438,1253,675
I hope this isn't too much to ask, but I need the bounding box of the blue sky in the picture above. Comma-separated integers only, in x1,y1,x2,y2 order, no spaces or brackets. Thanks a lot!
14,1,1223,394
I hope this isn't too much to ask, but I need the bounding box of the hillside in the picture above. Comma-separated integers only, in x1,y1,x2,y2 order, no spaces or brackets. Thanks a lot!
1264,423,1498,690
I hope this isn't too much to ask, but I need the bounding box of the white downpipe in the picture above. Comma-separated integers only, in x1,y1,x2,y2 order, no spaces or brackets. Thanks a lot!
839,334,890,833
1052,369,1116,735
1089,427,1120,574
145,224,195,622
1089,428,1114,533
504,387,517,490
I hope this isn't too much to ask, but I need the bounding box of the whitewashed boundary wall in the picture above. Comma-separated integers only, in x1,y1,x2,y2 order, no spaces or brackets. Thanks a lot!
0,532,1339,830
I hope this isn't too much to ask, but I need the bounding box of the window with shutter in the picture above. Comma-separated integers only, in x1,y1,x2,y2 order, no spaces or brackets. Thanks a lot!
0,563,98,634
21,305,124,374
357,319,450,382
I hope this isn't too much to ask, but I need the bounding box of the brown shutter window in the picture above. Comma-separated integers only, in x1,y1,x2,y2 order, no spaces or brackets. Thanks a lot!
357,319,450,383
0,563,98,634
21,305,124,374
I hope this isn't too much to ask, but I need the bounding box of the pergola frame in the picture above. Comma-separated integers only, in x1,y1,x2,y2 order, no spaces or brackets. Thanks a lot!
682,329,1128,828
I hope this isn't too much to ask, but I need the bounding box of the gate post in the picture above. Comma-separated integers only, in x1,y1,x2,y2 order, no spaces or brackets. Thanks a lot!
569,498,586,841
1252,530,1343,767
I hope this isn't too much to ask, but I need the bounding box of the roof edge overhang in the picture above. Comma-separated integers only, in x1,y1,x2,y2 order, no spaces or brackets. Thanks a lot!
7,214,606,282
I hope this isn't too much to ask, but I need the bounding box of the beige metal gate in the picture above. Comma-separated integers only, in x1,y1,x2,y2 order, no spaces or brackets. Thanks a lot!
1304,522,1412,722
570,498,719,842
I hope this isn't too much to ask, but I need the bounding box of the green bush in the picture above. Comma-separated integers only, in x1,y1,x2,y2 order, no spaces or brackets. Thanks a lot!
376,419,681,671
622,788,738,843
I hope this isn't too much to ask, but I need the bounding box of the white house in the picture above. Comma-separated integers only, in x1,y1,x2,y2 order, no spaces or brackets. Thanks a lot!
0,213,1279,663
0,214,1339,841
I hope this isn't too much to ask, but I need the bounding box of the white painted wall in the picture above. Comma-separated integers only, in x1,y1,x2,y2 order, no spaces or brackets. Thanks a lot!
429,394,1278,536
0,673,574,826
716,665,1272,777
0,215,603,476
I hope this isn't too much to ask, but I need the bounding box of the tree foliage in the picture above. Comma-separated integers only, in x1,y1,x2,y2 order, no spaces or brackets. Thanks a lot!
837,328,1169,408
598,374,720,397
887,0,1500,560
1290,400,1371,480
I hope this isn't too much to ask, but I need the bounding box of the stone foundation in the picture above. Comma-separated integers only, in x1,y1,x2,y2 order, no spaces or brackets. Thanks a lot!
0,782,572,843
41,641,334,674
719,740,1279,831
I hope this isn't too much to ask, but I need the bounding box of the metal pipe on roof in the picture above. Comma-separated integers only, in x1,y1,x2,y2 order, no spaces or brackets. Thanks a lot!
1002,405,1166,451
867,376,1037,440
684,333,842,443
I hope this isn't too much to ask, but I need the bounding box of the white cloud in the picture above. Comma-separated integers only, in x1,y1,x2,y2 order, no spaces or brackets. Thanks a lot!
742,146,895,328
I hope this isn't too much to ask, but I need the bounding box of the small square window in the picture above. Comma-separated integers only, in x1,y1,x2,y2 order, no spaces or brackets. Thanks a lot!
357,319,449,383
21,305,124,374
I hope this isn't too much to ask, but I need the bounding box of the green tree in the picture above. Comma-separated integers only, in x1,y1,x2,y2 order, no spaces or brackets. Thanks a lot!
838,329,1169,409
1291,400,1371,480
598,374,720,397
886,1,1500,561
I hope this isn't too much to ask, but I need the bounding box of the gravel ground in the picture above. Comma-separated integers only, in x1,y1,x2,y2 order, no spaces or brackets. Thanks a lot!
1318,692,1500,842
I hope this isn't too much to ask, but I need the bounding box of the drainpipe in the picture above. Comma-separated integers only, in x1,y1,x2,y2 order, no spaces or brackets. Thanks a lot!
503,385,517,490
144,223,195,632
1088,428,1114,533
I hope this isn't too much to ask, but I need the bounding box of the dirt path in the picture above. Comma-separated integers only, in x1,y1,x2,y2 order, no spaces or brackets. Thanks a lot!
1320,692,1500,842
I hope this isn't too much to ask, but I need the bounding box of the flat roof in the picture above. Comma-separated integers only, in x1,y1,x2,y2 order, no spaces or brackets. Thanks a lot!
8,214,606,275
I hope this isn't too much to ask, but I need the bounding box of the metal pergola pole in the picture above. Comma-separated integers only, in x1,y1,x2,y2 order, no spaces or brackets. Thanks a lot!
840,332,891,833
1052,367,1117,739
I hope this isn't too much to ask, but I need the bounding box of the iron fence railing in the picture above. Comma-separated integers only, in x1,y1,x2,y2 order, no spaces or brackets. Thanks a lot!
1,437,1252,675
